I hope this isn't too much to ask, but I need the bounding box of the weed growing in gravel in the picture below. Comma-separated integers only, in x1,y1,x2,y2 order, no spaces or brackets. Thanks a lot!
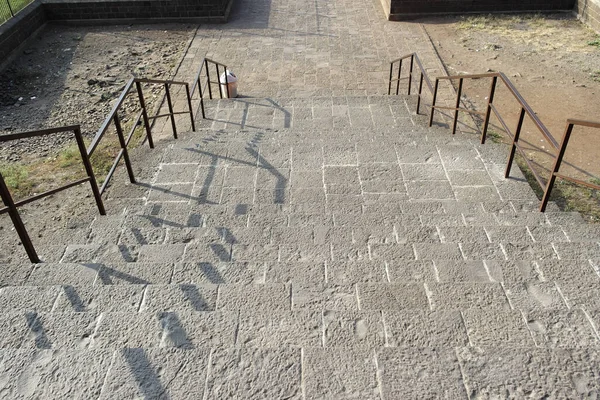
589,37,600,47
0,163,31,194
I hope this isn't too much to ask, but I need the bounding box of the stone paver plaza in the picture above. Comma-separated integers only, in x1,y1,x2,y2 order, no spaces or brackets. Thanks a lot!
1,0,600,397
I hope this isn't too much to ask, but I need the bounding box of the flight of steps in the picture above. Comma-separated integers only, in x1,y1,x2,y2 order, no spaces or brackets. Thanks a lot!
1,95,599,398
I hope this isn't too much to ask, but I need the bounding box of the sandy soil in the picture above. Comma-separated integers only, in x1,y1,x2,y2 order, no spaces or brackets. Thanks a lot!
421,14,600,182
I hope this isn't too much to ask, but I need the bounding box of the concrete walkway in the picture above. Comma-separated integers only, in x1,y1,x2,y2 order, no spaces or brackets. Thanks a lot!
1,0,600,397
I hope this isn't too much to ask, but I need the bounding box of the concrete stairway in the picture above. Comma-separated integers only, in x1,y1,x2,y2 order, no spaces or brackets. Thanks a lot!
1,95,600,398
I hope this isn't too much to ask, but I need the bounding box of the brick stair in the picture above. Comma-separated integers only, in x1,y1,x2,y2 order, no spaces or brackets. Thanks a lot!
1,95,599,398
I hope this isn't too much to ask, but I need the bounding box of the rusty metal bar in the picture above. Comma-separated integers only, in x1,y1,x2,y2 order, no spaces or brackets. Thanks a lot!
553,173,600,190
433,106,485,116
125,111,143,147
135,81,154,149
198,77,206,119
396,59,402,95
164,83,178,139
0,125,81,142
148,111,191,120
490,104,514,139
100,149,124,195
515,145,546,188
113,113,135,183
416,73,424,115
185,84,196,132
205,59,213,99
73,126,105,215
225,66,230,99
540,120,600,212
216,64,222,99
505,107,526,178
12,178,90,208
429,79,439,127
438,72,499,80
452,78,463,135
0,173,39,263
388,62,393,95
407,55,414,95
566,118,600,129
481,76,498,144
135,78,189,86
88,78,135,156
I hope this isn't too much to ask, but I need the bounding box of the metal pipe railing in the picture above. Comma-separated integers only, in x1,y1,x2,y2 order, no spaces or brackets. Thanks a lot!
191,58,230,119
389,53,600,212
0,125,105,263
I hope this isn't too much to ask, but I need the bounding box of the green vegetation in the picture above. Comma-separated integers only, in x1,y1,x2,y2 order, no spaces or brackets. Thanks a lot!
591,71,600,82
589,37,600,47
0,163,32,195
0,0,35,24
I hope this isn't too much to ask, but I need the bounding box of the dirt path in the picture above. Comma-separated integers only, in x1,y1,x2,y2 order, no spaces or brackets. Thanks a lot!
422,14,600,183
0,23,195,162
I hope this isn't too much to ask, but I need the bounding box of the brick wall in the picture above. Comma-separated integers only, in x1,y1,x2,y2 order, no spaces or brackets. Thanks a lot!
0,1,46,69
387,0,576,20
574,0,600,32
42,0,233,23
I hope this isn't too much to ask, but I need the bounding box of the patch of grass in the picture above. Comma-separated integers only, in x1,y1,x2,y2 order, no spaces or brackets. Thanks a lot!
0,163,32,196
57,145,82,168
589,37,600,47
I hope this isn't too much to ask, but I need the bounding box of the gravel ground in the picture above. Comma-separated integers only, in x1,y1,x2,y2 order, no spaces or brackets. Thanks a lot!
0,23,196,162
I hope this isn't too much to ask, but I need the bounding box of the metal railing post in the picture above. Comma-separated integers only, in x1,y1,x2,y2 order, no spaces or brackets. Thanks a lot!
407,55,414,95
540,123,574,212
505,107,526,178
198,77,206,119
74,127,105,215
205,59,213,99
451,78,464,135
481,76,498,144
164,83,178,139
225,65,230,99
113,113,136,183
216,64,223,99
185,84,196,131
429,79,439,127
135,81,154,149
388,62,393,95
416,73,424,115
0,173,39,263
396,60,402,95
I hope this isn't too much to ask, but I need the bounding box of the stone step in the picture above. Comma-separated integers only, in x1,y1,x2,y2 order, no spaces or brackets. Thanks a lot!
0,345,597,398
2,279,600,315
5,259,600,287
2,306,599,351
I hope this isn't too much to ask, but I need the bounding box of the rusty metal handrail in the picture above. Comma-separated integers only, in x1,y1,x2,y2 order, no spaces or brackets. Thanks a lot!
190,58,230,119
540,119,600,211
388,53,434,115
0,125,105,263
390,53,600,212
429,72,561,203
87,76,196,194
